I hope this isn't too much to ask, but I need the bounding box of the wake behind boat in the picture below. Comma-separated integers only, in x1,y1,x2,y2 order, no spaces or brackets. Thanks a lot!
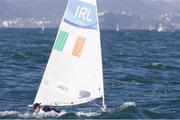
29,0,106,112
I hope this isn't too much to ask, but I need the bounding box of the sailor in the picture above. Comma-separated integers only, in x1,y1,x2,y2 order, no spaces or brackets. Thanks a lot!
33,103,60,113
42,106,60,113
33,103,41,113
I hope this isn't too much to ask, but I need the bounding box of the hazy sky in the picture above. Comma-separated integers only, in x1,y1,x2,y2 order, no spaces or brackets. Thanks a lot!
1,0,180,21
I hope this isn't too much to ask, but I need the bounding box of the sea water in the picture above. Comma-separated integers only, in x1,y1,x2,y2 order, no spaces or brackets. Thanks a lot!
0,28,180,119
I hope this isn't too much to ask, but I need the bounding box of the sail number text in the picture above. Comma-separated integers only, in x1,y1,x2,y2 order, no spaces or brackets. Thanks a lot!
57,85,69,91
75,6,92,22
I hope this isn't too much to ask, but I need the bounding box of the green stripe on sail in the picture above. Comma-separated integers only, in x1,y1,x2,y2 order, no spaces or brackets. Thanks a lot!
53,31,69,51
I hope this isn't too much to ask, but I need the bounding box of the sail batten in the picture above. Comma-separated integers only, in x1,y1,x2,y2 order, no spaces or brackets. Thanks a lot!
33,0,105,107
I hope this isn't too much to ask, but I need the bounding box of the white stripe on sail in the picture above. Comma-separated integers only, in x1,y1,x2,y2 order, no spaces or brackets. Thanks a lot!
79,0,96,5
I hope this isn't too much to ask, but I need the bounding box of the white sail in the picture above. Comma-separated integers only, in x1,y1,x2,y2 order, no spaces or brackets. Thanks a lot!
157,24,164,32
116,24,119,32
33,0,105,107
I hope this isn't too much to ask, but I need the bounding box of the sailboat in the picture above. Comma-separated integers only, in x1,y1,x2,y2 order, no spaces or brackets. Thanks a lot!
41,24,45,32
116,24,119,32
29,0,106,111
40,24,45,34
41,18,46,33
157,24,164,32
149,25,153,31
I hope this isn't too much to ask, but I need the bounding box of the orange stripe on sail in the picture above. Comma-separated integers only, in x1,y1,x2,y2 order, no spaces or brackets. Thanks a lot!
72,36,86,57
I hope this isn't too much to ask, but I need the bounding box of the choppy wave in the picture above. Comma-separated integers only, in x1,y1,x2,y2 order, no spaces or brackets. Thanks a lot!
145,62,180,71
151,62,168,69
1,29,180,119
0,110,67,119
76,111,101,117
120,102,136,110
0,110,103,119
0,102,136,119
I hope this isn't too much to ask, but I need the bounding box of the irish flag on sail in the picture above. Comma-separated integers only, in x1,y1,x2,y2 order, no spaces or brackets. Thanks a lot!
33,0,105,108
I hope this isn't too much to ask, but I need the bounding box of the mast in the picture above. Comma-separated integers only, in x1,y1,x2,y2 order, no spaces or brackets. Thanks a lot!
95,0,106,109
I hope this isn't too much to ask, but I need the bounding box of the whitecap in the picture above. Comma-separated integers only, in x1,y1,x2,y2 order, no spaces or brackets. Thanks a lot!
76,111,101,117
0,111,19,117
0,110,67,119
152,62,162,66
30,110,67,119
120,101,136,110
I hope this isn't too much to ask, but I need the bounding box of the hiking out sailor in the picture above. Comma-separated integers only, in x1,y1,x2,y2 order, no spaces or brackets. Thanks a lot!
33,103,60,113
